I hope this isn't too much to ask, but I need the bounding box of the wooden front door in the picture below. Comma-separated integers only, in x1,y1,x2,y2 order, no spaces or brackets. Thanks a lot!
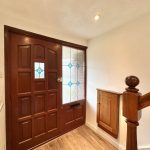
6,31,62,150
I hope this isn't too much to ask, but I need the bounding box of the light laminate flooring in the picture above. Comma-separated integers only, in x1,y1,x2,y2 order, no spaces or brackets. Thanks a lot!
34,125,118,150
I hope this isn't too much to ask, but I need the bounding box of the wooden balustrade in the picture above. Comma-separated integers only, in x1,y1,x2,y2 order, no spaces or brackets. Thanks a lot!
123,76,150,150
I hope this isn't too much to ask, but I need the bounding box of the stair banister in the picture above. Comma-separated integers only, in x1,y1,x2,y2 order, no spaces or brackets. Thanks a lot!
123,76,150,150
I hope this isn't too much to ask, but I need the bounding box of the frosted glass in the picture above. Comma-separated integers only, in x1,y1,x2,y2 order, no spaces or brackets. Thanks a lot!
63,66,70,84
34,62,45,79
62,46,85,104
63,46,70,65
71,84,78,102
35,71,39,79
78,84,84,100
63,85,70,104
71,48,78,65
77,67,84,83
78,50,85,66
71,66,77,83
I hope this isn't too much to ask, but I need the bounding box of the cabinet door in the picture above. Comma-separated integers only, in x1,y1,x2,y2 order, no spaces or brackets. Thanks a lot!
97,90,120,138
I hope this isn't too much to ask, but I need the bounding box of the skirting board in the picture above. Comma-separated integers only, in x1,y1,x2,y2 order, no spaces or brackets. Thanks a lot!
85,122,150,150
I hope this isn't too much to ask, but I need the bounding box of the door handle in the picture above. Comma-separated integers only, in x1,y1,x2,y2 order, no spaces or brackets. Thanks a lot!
57,77,62,83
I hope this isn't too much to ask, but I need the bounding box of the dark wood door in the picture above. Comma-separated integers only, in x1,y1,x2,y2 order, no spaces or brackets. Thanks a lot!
8,32,62,150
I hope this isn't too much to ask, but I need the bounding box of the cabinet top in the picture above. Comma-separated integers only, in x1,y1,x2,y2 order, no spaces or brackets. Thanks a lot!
97,88,122,95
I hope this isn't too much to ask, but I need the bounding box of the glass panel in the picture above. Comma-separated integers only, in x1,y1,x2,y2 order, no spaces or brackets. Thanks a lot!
34,62,45,79
63,66,70,84
63,46,70,65
63,85,70,104
71,48,78,65
71,66,77,83
78,50,85,66
71,84,78,102
78,83,84,100
62,46,85,104
77,67,85,83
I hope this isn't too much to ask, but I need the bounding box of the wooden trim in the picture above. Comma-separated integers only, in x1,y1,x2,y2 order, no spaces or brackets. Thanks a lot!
4,25,87,50
4,26,13,150
96,88,122,95
139,92,150,110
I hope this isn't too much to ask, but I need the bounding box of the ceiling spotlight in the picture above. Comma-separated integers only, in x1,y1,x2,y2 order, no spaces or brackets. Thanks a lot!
94,13,100,21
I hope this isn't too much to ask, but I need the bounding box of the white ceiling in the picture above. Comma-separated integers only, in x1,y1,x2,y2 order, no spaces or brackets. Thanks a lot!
1,0,150,40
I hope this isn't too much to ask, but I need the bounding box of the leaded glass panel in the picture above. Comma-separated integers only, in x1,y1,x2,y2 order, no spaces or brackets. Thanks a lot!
34,62,45,79
62,46,85,104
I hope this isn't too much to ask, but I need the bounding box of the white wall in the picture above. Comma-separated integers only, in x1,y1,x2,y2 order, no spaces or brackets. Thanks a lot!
86,13,150,149
0,9,87,150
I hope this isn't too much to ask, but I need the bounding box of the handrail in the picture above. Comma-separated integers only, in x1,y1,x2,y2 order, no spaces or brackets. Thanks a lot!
123,76,150,150
139,92,150,110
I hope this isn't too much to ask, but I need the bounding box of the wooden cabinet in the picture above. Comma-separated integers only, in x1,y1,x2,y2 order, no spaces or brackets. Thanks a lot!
97,89,121,138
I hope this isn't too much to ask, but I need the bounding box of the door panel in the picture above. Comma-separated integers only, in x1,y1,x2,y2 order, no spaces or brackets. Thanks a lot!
8,32,61,150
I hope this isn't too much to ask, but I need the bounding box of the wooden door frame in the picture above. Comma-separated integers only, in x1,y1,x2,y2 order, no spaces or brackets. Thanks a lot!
4,25,87,150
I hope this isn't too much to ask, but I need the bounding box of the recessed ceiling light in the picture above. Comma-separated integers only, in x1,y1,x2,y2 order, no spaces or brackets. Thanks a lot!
94,13,100,21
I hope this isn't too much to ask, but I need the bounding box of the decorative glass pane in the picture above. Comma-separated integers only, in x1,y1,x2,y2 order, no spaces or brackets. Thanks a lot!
63,66,70,84
34,62,45,79
71,84,78,102
62,46,85,104
78,83,84,100
71,48,78,65
78,50,85,66
71,66,77,83
63,46,70,65
63,85,70,104
77,67,85,83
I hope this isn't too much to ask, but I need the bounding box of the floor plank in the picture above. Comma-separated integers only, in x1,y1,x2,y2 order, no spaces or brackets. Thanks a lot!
34,125,118,150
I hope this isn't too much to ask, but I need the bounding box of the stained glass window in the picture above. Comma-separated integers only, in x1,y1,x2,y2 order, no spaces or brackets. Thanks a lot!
34,62,45,79
62,46,85,104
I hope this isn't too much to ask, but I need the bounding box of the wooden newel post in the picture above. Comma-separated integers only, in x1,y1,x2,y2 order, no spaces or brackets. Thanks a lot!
123,76,141,150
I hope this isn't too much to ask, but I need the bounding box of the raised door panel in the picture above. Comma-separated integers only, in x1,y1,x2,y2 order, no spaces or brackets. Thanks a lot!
74,102,85,125
18,120,32,144
34,116,46,137
47,92,57,111
97,90,120,138
47,112,57,132
18,72,31,93
99,92,112,131
18,96,32,117
34,94,45,114
18,45,31,68
61,106,75,130
33,44,45,59
48,73,57,90
48,49,57,70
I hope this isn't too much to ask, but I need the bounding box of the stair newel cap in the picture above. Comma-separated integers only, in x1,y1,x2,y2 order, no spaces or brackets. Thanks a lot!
125,76,139,92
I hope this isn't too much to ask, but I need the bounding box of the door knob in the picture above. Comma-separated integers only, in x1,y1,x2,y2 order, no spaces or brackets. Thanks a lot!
57,77,62,82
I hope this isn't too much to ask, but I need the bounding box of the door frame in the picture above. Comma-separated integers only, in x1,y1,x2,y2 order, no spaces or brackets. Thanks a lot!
4,25,87,150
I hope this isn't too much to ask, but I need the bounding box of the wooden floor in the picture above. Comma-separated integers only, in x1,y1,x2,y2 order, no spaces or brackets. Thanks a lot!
34,125,117,150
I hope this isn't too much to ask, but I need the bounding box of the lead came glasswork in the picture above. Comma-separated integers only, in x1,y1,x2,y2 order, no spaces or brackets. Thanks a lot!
62,46,85,104
34,62,45,79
